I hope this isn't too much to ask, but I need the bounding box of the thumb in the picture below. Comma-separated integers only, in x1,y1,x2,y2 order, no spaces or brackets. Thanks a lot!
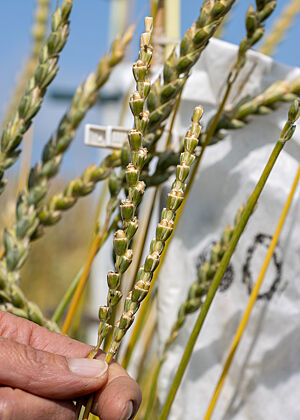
0,337,108,400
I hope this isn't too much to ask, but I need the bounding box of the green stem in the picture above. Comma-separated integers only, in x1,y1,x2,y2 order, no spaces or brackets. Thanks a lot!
144,359,163,420
51,267,83,324
159,139,286,420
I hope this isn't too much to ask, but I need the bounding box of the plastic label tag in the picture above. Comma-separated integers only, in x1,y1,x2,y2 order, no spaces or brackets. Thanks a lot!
84,123,183,152
84,124,129,149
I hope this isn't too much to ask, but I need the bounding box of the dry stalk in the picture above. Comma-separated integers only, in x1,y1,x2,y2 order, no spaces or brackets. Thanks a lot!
204,150,300,420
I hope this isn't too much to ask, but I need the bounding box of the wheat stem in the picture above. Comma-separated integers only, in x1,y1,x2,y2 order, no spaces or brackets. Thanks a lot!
144,207,244,419
164,85,185,148
203,159,300,420
158,99,300,420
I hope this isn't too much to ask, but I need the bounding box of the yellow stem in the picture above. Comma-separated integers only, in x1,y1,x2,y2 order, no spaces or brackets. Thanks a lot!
62,211,111,335
82,396,94,420
203,161,300,420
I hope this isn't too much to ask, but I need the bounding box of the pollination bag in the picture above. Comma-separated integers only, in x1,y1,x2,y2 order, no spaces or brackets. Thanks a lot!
158,38,300,420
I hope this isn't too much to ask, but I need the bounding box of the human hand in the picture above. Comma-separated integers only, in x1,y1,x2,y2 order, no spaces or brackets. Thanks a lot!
0,311,141,420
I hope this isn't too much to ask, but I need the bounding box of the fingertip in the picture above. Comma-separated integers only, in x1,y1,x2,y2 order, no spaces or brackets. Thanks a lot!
93,375,142,420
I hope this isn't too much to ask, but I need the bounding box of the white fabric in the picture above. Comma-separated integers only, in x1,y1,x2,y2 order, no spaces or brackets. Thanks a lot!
158,38,300,420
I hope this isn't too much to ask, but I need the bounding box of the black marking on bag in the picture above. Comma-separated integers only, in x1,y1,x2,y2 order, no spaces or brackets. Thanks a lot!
242,233,282,301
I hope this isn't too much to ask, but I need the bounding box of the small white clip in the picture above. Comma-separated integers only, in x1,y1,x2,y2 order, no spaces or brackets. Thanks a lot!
84,123,184,152
84,124,129,149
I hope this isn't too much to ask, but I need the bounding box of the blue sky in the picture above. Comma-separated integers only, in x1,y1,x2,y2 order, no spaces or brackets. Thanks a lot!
0,0,299,180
